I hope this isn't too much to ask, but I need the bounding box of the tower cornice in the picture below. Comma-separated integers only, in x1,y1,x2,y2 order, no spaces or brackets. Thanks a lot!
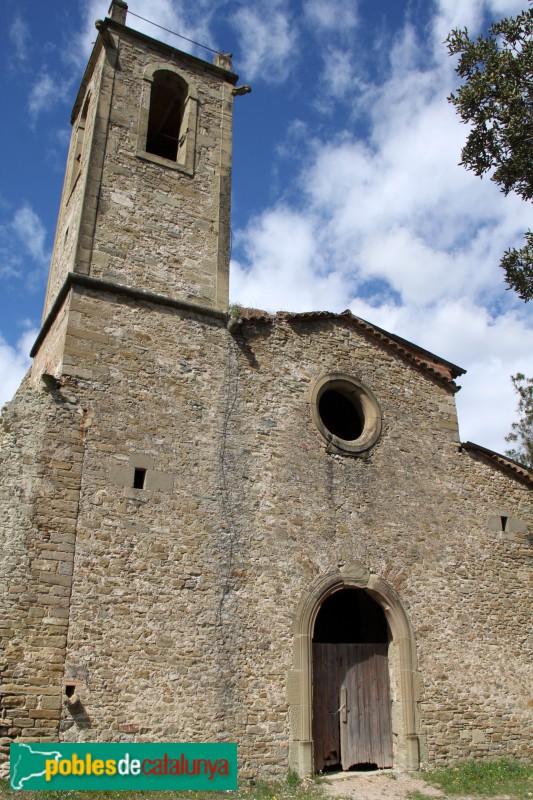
30,273,227,360
72,16,238,124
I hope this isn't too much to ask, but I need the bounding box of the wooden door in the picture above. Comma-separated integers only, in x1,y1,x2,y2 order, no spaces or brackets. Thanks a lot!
312,643,341,769
313,642,392,771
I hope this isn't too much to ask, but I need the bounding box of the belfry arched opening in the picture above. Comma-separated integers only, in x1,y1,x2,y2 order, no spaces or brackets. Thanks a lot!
312,588,392,772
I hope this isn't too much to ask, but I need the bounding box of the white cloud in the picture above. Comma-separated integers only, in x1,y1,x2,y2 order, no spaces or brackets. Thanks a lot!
10,16,30,63
232,206,345,311
231,1,298,83
304,0,358,34
0,235,21,281
0,329,37,409
28,73,72,121
0,204,50,286
320,48,358,101
11,206,50,266
303,0,361,104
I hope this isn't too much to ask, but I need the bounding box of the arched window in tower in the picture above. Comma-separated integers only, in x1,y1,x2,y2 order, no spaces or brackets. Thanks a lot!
146,71,187,162
69,94,90,194
137,64,198,175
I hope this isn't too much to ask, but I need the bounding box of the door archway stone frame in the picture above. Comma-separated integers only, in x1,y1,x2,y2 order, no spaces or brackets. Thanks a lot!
287,562,422,777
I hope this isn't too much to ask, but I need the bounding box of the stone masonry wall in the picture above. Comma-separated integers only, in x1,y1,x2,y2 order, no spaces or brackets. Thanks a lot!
32,294,71,381
0,374,87,765
26,285,529,778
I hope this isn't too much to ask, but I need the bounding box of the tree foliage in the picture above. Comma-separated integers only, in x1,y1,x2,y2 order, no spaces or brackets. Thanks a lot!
447,8,533,301
505,373,533,468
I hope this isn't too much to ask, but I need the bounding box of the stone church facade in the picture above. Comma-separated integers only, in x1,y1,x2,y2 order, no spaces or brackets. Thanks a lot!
1,0,531,779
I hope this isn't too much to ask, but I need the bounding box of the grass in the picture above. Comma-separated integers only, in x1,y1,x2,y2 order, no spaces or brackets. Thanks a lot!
421,758,533,798
2,760,531,800
0,775,321,800
407,791,436,800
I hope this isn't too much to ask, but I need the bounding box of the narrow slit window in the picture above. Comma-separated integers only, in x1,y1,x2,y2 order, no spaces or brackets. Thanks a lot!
500,516,508,531
146,71,187,161
133,468,147,489
70,95,90,193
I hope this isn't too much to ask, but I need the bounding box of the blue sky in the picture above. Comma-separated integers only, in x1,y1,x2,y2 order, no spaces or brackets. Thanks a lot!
1,0,532,453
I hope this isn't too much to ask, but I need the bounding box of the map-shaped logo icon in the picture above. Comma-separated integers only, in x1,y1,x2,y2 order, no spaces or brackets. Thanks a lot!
11,743,62,790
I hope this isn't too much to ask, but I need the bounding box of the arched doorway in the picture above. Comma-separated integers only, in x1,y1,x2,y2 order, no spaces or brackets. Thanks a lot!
287,565,421,777
312,589,392,772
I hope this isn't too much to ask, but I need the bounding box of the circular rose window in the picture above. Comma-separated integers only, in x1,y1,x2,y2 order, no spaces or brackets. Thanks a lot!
311,373,382,455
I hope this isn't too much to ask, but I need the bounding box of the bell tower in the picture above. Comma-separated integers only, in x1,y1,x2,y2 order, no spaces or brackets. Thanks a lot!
42,0,237,323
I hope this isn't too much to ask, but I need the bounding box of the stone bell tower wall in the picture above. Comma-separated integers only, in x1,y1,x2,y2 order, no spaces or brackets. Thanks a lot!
42,50,104,320
43,16,237,322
